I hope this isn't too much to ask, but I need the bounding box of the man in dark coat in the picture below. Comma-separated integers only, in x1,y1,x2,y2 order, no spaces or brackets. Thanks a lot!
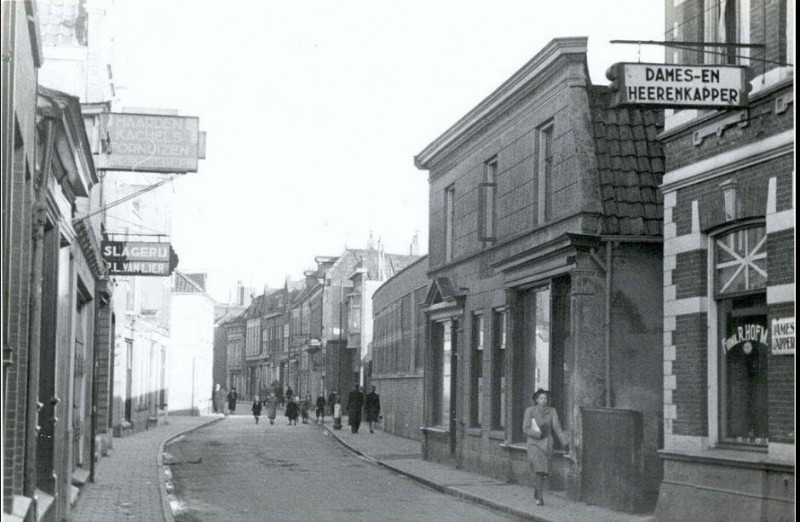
347,384,365,433
227,387,238,414
364,385,381,434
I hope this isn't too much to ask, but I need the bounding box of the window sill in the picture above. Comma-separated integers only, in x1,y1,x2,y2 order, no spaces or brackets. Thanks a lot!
500,442,526,453
659,446,792,472
487,430,506,441
421,426,449,435
466,427,482,437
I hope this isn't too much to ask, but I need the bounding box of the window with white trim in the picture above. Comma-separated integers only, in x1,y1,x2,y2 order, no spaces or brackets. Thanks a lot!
714,225,768,446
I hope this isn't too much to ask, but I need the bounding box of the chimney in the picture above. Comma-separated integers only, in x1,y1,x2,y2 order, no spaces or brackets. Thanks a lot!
367,231,375,250
410,231,419,256
304,270,318,288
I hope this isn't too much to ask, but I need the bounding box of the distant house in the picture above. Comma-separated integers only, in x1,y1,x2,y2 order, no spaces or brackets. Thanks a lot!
371,256,429,440
170,272,216,414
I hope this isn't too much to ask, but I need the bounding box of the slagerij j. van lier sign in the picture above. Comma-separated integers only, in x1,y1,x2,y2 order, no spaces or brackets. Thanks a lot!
608,62,748,109
96,113,200,173
101,241,178,276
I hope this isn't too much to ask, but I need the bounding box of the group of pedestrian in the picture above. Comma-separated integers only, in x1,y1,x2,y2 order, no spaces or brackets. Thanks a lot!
221,380,566,508
346,384,380,434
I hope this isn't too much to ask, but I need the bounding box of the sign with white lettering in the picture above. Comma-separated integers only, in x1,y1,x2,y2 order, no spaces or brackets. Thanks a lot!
608,63,748,109
96,113,201,173
721,322,769,354
771,317,795,355
101,240,178,276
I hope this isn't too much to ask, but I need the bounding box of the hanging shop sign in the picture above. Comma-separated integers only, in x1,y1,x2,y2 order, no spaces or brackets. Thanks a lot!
95,113,201,173
607,62,748,109
101,240,178,276
771,317,795,355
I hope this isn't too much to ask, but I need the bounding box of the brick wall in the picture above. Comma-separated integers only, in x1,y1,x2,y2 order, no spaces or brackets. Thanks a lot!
671,313,708,436
766,229,795,285
673,251,706,299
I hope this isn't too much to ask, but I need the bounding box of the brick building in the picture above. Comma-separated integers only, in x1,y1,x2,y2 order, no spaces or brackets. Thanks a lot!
3,3,45,518
654,1,795,520
414,37,666,512
371,256,429,440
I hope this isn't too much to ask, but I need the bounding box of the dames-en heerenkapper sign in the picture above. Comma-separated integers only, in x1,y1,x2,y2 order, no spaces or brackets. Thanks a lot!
96,113,200,173
101,241,176,276
608,63,748,109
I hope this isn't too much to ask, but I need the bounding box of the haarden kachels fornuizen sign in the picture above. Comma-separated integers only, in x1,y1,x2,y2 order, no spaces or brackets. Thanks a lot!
607,62,748,109
96,113,200,173
102,241,178,276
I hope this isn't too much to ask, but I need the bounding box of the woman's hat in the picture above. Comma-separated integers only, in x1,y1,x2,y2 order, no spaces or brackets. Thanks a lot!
532,388,549,401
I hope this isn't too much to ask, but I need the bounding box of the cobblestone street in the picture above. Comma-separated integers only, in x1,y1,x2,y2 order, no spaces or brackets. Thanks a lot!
166,414,517,522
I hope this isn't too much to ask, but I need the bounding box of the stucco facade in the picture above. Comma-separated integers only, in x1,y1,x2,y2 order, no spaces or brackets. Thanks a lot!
415,37,665,512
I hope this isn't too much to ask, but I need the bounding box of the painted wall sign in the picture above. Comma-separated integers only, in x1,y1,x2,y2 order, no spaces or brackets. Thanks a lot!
771,317,795,355
608,62,748,109
96,113,201,173
722,323,769,353
101,240,178,276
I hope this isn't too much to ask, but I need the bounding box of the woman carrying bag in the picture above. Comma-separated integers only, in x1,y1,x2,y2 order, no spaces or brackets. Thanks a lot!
523,388,569,506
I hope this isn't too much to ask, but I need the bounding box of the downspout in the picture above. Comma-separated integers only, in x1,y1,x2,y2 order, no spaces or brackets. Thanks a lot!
24,117,57,503
604,241,613,408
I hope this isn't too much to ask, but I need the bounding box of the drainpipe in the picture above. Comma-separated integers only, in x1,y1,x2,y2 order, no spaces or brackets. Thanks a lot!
24,118,57,502
604,241,613,408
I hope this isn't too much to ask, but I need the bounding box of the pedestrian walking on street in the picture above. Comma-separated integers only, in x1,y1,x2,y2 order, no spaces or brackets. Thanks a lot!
285,387,294,407
523,388,569,506
364,385,381,434
347,384,365,434
315,393,327,424
227,387,239,414
328,391,337,416
285,396,300,425
265,392,279,425
213,384,225,414
300,394,311,424
252,395,262,424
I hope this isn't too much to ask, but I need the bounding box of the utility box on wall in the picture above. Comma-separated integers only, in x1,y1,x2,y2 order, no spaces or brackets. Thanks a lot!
581,408,645,513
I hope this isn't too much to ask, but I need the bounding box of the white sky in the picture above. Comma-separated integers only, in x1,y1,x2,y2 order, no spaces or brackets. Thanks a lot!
110,0,665,302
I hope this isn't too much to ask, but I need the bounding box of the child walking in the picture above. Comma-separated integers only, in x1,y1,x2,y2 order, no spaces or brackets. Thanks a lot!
252,395,262,424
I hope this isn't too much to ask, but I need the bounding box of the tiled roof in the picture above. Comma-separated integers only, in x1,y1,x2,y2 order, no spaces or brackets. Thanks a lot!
38,0,88,47
173,272,206,294
589,87,665,237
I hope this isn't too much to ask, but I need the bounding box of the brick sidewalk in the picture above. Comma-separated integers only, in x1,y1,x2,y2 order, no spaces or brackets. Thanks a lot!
71,415,221,522
325,417,655,522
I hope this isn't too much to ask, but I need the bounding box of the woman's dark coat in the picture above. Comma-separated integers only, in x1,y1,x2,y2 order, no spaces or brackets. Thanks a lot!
365,391,381,422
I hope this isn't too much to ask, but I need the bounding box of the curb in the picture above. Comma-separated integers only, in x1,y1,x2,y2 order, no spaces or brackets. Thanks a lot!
321,424,548,522
158,416,225,522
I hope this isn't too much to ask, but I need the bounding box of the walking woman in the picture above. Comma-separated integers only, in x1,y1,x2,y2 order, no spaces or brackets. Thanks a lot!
285,396,300,426
264,392,279,425
523,388,569,506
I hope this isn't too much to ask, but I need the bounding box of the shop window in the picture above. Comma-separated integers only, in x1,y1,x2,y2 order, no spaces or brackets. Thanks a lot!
491,308,507,430
715,225,768,446
513,285,563,442
470,313,484,427
432,320,454,427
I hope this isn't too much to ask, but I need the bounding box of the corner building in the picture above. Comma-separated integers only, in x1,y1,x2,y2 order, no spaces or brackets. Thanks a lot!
415,38,666,512
655,1,795,520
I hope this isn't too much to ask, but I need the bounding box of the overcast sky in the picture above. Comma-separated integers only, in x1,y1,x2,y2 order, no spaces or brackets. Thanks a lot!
110,0,664,302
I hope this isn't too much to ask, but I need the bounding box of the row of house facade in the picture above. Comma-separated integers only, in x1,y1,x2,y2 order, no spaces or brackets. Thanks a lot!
370,3,794,520
4,1,203,520
214,244,422,408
